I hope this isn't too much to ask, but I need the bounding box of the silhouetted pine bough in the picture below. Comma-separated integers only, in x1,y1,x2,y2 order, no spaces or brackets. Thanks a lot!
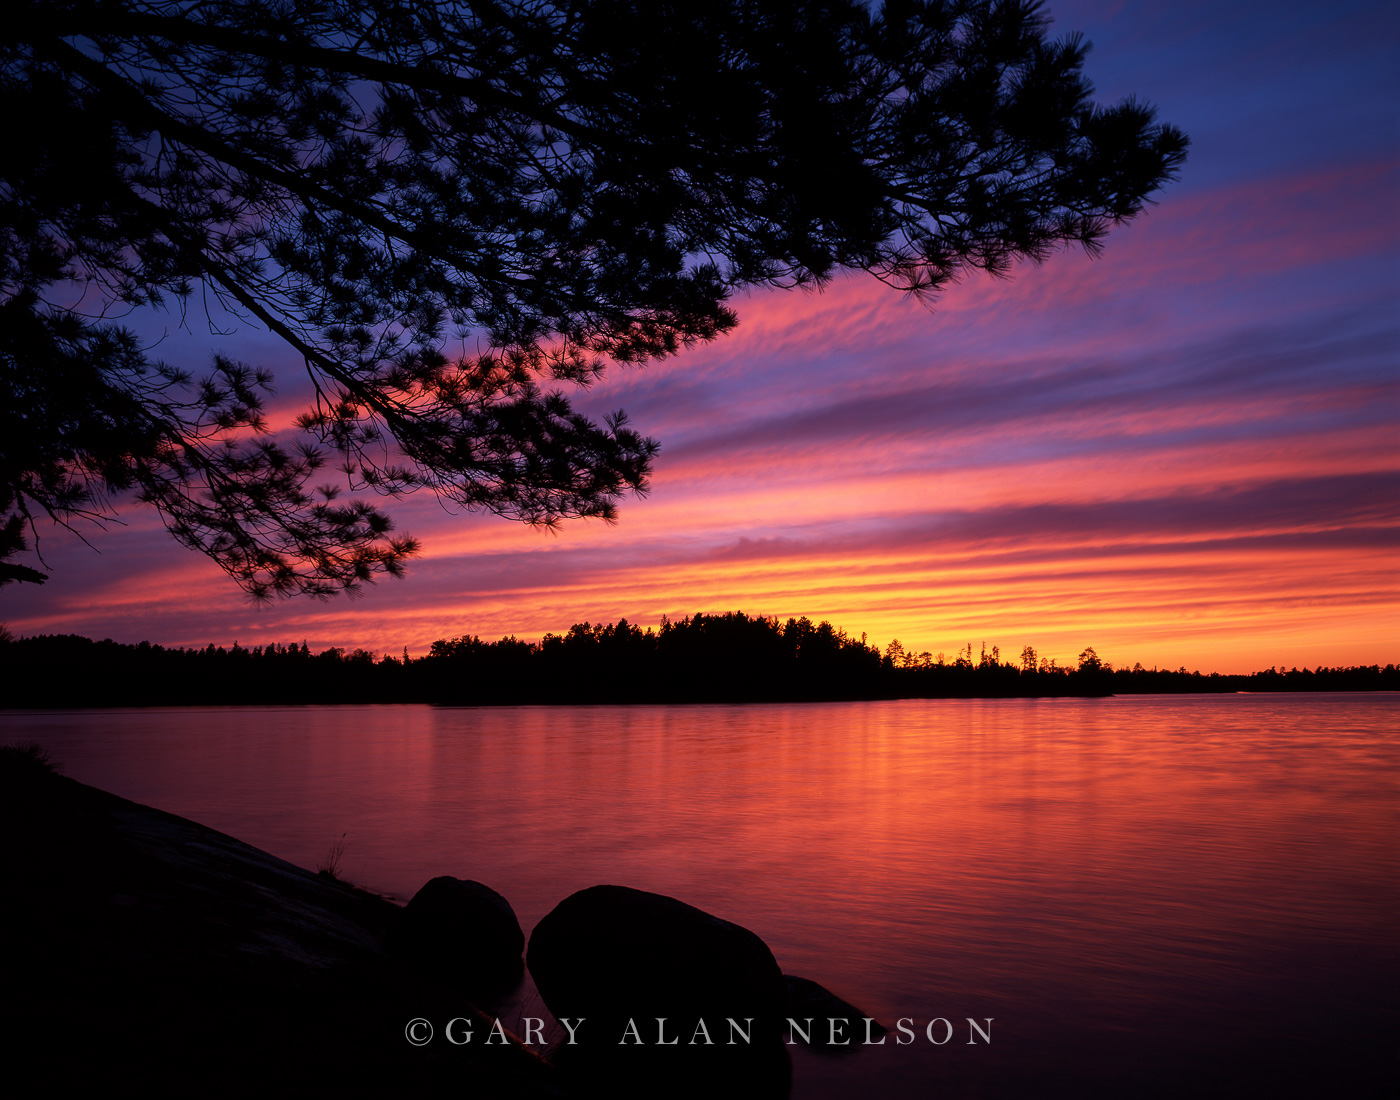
1,0,1187,598
2,612,1395,707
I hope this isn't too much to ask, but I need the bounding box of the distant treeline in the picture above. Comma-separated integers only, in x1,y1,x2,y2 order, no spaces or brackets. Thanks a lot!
2,612,1396,708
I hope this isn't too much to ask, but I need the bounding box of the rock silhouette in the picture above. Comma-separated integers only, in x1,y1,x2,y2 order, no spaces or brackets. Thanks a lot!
397,875,525,996
528,884,791,1096
0,748,560,1097
782,974,888,1052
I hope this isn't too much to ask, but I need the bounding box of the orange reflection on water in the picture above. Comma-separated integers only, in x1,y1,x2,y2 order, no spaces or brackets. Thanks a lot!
15,694,1396,1096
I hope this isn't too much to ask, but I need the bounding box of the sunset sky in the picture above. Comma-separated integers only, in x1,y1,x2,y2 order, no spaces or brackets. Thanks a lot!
5,0,1397,673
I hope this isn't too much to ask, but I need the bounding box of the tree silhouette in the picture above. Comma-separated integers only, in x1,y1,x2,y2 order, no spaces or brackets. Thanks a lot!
0,512,47,587
1,0,1186,596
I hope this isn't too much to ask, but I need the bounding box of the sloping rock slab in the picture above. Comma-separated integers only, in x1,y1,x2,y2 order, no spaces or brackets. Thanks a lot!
0,754,564,1098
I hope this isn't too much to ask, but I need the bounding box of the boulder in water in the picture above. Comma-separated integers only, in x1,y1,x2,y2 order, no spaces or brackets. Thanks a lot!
527,884,787,1043
398,876,524,991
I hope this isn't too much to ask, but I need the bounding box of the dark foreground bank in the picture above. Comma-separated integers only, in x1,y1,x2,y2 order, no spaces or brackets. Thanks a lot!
0,745,564,1098
1,745,885,1099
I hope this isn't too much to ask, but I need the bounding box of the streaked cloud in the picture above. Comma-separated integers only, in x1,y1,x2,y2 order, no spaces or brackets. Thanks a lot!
4,5,1397,675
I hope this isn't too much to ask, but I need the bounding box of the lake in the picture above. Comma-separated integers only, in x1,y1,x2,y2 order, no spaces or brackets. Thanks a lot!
4,694,1396,1097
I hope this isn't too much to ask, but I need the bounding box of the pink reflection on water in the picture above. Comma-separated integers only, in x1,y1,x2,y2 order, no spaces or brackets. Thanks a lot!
6,695,1395,1097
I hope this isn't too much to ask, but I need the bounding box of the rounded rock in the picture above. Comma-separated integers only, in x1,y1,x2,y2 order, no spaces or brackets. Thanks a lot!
398,876,524,990
527,884,787,1042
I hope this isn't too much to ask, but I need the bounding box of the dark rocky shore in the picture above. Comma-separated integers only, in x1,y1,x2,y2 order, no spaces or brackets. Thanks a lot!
0,746,563,1098
2,746,880,1098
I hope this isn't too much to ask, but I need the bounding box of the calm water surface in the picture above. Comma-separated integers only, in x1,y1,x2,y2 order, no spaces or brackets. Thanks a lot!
5,695,1396,1096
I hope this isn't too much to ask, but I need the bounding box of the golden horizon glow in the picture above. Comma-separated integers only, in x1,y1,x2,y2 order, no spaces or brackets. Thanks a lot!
5,152,1397,676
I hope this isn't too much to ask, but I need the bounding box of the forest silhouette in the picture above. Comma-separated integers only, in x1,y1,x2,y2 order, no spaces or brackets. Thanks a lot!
2,612,1393,707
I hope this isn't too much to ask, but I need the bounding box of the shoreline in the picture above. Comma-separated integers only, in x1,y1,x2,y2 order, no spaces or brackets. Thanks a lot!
4,689,1397,713
0,749,565,1097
